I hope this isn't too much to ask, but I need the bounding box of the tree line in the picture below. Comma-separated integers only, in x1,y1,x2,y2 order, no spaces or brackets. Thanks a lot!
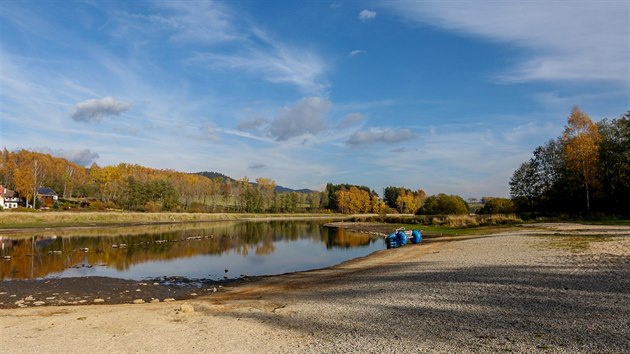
1,148,489,215
1,149,433,213
510,108,630,215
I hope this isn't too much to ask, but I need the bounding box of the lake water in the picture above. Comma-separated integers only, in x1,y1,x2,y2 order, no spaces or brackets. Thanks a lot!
0,220,383,281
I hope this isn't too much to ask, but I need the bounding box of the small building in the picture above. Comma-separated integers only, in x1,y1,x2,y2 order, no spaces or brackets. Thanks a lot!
37,187,58,208
0,185,21,209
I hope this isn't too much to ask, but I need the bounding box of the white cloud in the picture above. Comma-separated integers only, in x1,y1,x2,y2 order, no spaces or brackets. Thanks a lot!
33,147,99,166
349,50,366,57
359,9,376,22
388,1,628,83
336,113,366,129
70,97,130,122
269,97,331,141
347,127,414,146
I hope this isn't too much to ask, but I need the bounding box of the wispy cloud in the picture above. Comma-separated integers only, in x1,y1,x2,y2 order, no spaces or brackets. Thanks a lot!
248,163,266,170
113,1,237,44
336,113,366,129
237,117,269,132
359,9,377,22
347,127,414,146
349,50,366,57
70,97,130,122
388,1,628,83
193,41,328,95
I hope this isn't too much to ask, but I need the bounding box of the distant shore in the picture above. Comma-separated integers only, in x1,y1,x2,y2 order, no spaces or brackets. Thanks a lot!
0,211,373,236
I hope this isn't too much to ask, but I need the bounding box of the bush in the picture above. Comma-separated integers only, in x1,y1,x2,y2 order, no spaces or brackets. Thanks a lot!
478,198,516,214
144,201,162,212
418,194,469,215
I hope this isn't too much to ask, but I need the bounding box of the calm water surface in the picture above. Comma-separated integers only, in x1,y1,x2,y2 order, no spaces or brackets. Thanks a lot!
0,221,383,281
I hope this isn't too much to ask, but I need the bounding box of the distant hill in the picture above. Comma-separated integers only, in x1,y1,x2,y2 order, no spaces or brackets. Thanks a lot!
195,171,316,194
196,171,233,182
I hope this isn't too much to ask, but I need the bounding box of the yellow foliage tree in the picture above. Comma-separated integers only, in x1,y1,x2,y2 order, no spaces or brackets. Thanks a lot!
561,107,601,212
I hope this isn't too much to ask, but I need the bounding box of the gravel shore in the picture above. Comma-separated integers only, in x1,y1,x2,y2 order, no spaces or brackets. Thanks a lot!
1,223,629,353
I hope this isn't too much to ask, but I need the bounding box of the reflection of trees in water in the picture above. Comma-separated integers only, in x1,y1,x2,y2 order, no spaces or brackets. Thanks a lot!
0,221,375,280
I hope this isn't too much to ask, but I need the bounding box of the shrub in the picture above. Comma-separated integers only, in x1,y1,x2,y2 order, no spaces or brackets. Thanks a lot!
418,194,469,215
478,198,516,214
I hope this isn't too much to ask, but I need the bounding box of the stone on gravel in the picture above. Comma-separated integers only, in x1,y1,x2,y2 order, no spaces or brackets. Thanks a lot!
132,299,145,304
178,303,194,314
93,299,105,303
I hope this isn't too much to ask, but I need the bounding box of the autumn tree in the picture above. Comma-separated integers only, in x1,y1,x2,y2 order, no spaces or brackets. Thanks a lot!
561,107,601,212
256,177,276,211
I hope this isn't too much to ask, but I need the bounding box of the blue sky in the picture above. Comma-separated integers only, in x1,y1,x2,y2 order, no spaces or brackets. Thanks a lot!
1,0,628,198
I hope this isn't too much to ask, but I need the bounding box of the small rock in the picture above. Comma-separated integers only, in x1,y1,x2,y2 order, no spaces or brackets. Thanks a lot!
163,298,176,302
178,303,194,313
135,289,141,292
78,300,87,304
132,299,145,304
25,295,35,301
46,296,56,300
153,282,159,286
33,301,45,306
2,256,11,260
14,300,25,305
17,304,28,308
190,293,197,296
80,248,89,252
93,298,105,303
0,292,7,295
10,294,16,297
150,299,160,303
212,287,217,293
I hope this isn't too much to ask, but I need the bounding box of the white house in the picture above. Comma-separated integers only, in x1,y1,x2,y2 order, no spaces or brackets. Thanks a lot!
0,185,20,209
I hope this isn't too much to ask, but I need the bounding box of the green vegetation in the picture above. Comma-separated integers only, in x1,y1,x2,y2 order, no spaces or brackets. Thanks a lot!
478,198,515,214
418,193,469,215
535,235,612,253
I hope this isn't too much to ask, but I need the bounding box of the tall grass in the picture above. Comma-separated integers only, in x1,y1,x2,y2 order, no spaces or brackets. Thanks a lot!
349,214,522,227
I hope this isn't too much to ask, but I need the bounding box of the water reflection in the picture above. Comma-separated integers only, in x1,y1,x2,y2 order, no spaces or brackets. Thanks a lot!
1,221,382,280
